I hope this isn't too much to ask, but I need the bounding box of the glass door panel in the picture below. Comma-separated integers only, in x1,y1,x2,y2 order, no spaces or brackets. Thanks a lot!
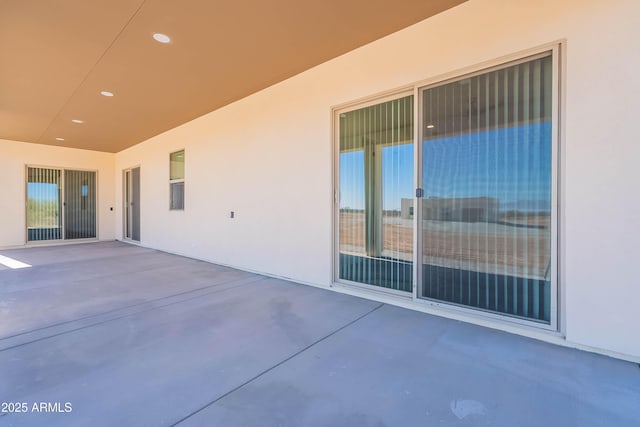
419,54,553,322
338,95,414,292
27,167,62,241
64,170,97,239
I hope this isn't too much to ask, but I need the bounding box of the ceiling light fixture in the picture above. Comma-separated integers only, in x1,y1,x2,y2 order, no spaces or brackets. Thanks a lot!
426,124,435,129
55,137,65,141
100,91,114,97
153,33,171,43
71,119,84,124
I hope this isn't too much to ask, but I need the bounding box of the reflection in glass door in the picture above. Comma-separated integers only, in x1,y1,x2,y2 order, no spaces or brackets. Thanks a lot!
337,95,414,292
418,54,554,323
27,167,62,241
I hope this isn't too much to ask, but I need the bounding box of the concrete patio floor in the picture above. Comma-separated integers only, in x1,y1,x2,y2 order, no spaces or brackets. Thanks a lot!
0,242,638,426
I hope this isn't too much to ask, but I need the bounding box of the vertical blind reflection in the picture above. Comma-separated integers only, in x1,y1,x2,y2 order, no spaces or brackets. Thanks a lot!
420,54,553,322
64,170,97,239
338,96,414,292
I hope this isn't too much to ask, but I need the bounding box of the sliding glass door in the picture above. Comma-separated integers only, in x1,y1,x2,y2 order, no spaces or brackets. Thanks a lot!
335,50,557,326
26,167,97,242
418,53,554,323
337,95,414,292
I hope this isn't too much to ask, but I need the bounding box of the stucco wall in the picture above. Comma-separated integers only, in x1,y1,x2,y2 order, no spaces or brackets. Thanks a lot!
105,0,637,360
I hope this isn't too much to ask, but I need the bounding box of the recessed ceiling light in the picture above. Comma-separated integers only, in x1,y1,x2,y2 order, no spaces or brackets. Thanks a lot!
100,91,114,97
426,124,435,129
153,33,171,43
71,119,84,124
55,137,65,141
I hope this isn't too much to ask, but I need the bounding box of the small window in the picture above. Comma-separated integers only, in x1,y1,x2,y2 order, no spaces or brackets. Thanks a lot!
169,150,184,210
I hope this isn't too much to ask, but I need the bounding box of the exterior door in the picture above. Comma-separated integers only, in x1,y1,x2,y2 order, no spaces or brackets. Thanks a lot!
26,167,97,242
124,167,141,241
334,49,558,329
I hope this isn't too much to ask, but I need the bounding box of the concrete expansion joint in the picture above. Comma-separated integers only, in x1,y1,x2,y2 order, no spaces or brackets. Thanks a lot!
170,302,385,426
0,275,266,352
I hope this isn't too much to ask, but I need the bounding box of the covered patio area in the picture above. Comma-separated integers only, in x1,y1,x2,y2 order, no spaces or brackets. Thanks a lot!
0,242,638,426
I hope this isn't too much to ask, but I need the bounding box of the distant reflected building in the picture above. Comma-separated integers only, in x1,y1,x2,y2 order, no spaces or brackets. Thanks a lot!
401,197,499,222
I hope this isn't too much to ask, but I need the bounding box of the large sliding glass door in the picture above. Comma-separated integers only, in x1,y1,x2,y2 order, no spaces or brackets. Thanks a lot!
418,53,554,323
26,167,97,242
335,49,557,327
337,95,414,292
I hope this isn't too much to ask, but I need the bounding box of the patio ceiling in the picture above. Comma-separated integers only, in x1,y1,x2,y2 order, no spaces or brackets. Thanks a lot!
0,0,466,153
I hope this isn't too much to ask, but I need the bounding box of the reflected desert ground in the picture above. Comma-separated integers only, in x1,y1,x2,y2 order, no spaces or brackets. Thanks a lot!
339,211,550,280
